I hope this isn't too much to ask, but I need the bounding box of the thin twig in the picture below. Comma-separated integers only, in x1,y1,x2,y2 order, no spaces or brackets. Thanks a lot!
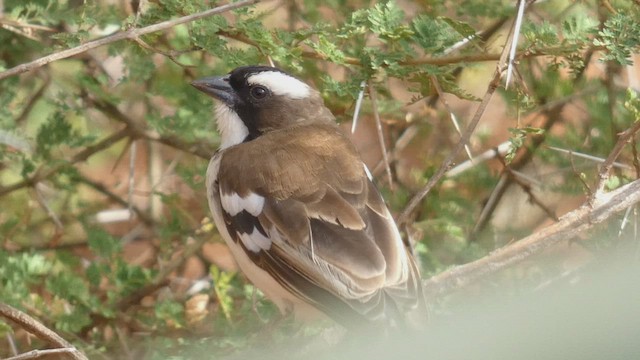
350,81,366,134
80,234,211,334
131,36,198,67
127,140,137,217
424,178,640,297
471,174,509,238
2,348,85,360
591,120,640,204
631,136,640,178
0,303,88,360
0,128,131,198
498,156,559,222
429,74,473,160
396,25,515,227
33,186,63,230
15,73,51,124
447,141,512,178
569,151,593,197
469,86,593,238
0,0,261,81
88,96,214,159
6,334,18,356
76,175,154,226
601,0,617,14
368,81,394,190
0,19,57,32
505,0,527,88
547,146,631,169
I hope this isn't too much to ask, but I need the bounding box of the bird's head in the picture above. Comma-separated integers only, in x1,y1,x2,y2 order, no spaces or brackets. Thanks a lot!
191,65,333,149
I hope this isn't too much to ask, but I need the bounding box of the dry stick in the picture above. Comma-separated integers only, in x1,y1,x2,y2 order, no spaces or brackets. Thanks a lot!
397,71,504,226
471,174,510,238
469,88,581,239
429,74,473,160
631,136,640,178
3,348,85,360
88,97,214,159
80,235,211,334
76,175,155,226
396,29,514,227
217,28,591,68
0,128,130,198
368,81,394,191
591,119,640,203
424,177,640,297
498,156,560,222
15,72,51,124
0,303,88,360
0,0,260,81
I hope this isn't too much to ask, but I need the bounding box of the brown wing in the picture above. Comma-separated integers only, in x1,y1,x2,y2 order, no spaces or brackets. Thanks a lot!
215,123,425,327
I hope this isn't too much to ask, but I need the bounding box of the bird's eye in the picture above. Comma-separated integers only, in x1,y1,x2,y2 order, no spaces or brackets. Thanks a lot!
250,86,268,99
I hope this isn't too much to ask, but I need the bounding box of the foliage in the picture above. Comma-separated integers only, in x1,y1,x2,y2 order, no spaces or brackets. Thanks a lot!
0,0,639,358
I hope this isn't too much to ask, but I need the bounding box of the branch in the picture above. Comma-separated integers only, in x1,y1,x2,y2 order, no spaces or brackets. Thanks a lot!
424,178,640,297
80,234,211,335
76,175,155,227
2,348,83,360
0,303,88,360
88,95,214,159
222,27,602,68
0,128,130,198
591,119,640,203
0,0,260,81
396,37,512,227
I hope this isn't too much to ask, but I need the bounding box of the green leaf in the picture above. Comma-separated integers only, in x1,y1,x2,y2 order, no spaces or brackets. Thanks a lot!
412,16,462,54
87,228,122,259
624,89,640,121
367,1,413,41
155,300,185,328
211,265,236,322
505,127,545,163
594,13,640,65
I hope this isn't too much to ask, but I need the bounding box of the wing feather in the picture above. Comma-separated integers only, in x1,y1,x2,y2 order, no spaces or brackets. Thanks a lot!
209,124,426,328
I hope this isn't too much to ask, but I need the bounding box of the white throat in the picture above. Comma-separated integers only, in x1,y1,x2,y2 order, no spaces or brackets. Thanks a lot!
215,104,249,149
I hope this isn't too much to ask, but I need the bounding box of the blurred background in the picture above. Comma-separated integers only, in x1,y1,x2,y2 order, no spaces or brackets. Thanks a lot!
0,0,639,358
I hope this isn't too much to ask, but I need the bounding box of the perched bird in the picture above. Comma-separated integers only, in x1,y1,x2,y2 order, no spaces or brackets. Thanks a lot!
191,65,426,330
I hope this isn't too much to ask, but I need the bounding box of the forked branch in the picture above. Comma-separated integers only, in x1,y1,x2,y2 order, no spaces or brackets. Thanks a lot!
0,303,88,360
424,178,640,297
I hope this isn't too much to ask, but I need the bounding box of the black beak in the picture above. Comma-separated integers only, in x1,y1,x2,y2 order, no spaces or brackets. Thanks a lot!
191,75,237,106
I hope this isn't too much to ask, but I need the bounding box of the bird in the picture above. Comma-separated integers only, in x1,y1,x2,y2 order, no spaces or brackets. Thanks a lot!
191,65,426,330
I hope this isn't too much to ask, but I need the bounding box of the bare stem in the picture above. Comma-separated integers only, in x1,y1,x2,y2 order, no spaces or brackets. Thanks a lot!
424,178,640,296
0,303,88,360
591,120,640,204
0,0,260,81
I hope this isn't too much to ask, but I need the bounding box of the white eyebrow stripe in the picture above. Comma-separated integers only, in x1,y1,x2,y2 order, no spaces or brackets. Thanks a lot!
247,71,311,99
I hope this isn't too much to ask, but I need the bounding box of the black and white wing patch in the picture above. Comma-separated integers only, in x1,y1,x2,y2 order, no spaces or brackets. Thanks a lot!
206,153,425,329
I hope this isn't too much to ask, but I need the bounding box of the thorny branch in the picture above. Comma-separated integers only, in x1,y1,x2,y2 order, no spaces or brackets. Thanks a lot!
0,303,88,360
0,128,130,198
591,120,640,203
396,22,515,227
0,1,603,82
0,0,261,81
424,177,640,297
